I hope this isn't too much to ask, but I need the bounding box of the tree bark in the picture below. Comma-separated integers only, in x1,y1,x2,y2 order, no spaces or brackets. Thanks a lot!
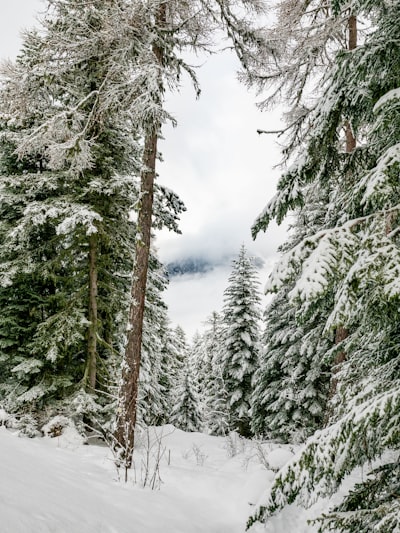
114,131,157,471
85,231,98,391
114,4,166,475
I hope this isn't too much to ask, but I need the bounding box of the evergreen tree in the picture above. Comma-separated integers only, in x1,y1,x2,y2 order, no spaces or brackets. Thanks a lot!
113,0,272,469
170,358,202,433
0,130,137,421
251,189,333,442
0,2,184,429
251,287,331,443
137,252,170,426
0,2,141,422
199,312,229,436
222,245,261,437
249,0,400,529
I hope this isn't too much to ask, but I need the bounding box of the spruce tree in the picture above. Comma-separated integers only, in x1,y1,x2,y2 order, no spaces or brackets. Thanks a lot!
222,245,261,437
0,2,141,422
0,2,184,430
170,359,202,433
137,252,170,427
251,288,331,443
251,188,333,442
199,312,229,436
249,0,400,529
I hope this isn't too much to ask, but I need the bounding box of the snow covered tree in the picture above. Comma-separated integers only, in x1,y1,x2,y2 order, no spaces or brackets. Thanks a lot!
137,252,170,426
0,0,145,422
221,245,261,437
249,0,400,529
170,358,202,433
251,184,333,442
251,286,331,443
197,312,229,436
249,0,352,174
114,0,272,470
0,1,184,429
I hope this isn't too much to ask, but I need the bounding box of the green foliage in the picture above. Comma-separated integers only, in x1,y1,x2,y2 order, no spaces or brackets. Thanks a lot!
314,461,400,532
0,0,184,426
251,289,331,442
249,0,400,529
222,245,261,437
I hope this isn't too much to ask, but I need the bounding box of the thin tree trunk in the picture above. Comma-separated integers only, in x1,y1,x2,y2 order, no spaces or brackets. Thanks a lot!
85,231,98,391
114,131,157,472
114,5,166,476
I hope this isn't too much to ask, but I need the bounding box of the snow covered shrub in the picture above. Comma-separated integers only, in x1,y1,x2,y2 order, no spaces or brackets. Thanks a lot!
42,415,87,447
15,415,41,438
42,416,72,438
68,389,107,435
0,407,10,426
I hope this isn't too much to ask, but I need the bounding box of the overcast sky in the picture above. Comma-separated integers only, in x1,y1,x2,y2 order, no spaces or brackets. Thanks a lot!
1,1,288,338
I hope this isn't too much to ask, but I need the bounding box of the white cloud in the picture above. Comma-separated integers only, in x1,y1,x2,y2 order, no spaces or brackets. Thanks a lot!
155,49,288,334
156,49,287,262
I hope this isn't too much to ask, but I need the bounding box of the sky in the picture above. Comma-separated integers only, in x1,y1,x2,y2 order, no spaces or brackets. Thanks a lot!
0,1,288,339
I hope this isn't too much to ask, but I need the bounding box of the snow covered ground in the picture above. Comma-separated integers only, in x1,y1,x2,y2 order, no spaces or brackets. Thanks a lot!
0,424,358,533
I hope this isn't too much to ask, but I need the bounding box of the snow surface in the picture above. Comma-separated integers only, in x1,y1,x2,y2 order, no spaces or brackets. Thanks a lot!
0,424,353,533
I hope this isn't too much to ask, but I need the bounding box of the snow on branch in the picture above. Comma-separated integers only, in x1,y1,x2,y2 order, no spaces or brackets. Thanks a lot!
249,383,400,526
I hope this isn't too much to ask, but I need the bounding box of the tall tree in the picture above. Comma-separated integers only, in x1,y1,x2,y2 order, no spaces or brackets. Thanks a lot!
0,0,183,428
203,312,230,436
113,0,272,471
248,0,400,529
222,245,261,437
0,0,142,409
137,251,169,426
170,357,202,433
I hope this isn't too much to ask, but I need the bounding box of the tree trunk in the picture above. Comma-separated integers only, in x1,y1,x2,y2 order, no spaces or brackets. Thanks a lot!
114,131,157,472
114,3,167,472
114,6,166,475
85,231,98,391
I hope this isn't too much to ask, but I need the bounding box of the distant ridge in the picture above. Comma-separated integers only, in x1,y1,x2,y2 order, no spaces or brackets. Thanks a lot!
166,257,214,277
166,255,265,277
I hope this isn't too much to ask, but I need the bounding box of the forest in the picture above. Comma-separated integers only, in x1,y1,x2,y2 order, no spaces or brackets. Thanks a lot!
0,1,399,532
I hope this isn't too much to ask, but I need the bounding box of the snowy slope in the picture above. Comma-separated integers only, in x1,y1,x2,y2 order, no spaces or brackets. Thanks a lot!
0,424,355,533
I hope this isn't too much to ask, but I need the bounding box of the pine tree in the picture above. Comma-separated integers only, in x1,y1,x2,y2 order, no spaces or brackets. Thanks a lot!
198,312,229,436
170,358,202,433
251,187,333,442
251,288,331,443
0,1,184,430
0,3,141,422
137,252,170,426
222,245,261,437
248,0,400,529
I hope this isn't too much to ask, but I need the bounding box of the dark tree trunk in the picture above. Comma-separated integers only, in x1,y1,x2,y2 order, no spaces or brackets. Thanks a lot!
114,131,157,472
114,4,166,476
